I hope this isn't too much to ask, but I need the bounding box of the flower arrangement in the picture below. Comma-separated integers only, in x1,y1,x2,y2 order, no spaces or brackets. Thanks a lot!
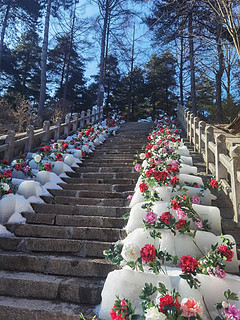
110,296,136,320
179,235,235,289
215,289,240,320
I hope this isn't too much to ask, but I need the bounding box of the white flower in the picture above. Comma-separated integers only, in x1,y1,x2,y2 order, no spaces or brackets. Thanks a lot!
139,153,146,160
2,183,10,192
145,306,166,320
121,243,141,262
34,154,42,163
222,301,229,309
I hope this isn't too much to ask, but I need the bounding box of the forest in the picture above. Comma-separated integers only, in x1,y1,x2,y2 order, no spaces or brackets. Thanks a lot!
0,0,240,133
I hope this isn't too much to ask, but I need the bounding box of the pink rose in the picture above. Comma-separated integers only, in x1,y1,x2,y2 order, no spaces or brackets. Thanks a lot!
172,160,179,166
134,164,141,172
191,195,200,204
144,211,158,223
181,297,203,317
176,208,186,220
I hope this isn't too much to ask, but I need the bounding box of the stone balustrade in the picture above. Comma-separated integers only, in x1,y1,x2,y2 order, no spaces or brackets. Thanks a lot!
177,104,240,226
0,106,103,162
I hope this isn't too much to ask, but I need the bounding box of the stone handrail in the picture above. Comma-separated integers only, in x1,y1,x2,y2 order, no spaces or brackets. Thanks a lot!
177,104,240,226
0,106,103,162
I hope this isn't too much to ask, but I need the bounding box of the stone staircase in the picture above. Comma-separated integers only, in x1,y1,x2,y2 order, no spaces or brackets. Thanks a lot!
0,122,153,320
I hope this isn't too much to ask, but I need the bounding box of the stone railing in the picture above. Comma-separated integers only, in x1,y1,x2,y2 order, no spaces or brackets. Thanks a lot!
177,104,240,226
0,106,103,162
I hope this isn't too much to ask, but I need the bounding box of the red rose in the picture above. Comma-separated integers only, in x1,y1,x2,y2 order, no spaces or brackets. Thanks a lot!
40,147,44,151
154,171,162,181
91,128,94,132
179,255,198,273
171,166,179,173
146,169,154,177
44,163,52,171
147,135,152,140
159,294,180,314
166,165,172,172
210,179,218,189
2,159,8,164
161,171,169,180
174,129,178,133
139,183,148,193
145,152,152,158
217,244,234,261
171,137,176,142
160,211,172,224
20,154,25,158
171,199,181,210
56,153,63,161
193,184,200,188
82,152,86,157
146,144,153,150
63,143,68,149
14,163,22,171
70,140,75,145
176,219,186,229
3,169,12,178
44,145,51,152
170,176,179,186
8,189,12,194
140,244,156,263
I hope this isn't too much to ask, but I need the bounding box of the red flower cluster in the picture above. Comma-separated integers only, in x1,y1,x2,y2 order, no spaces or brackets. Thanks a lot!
210,179,218,189
159,294,180,314
170,176,179,186
217,244,234,261
160,212,172,224
176,219,186,230
171,199,181,210
44,163,52,171
14,163,22,171
140,244,156,263
139,183,148,193
56,153,63,161
44,145,51,152
145,152,152,158
154,171,168,181
179,255,198,273
3,170,12,178
145,169,154,177
146,144,153,150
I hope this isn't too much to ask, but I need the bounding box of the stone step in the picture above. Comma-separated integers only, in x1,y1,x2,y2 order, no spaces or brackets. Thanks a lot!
62,177,137,185
66,172,138,179
0,295,98,320
80,161,134,167
74,166,134,173
0,252,115,277
0,271,104,304
9,224,124,242
31,203,129,217
80,158,134,164
0,237,113,258
59,183,134,192
23,213,125,228
48,195,129,207
49,189,128,199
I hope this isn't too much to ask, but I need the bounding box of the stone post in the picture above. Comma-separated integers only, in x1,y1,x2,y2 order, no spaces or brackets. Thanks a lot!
205,125,214,173
4,130,15,162
198,121,206,155
186,111,191,140
54,117,61,140
72,113,79,131
86,109,91,125
189,113,194,144
25,125,34,152
215,134,228,181
229,146,240,226
91,108,96,124
80,111,85,128
193,117,199,152
43,120,50,143
64,114,71,137
99,106,103,121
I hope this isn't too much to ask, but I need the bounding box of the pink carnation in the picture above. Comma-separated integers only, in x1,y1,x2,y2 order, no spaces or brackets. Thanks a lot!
215,267,226,279
134,164,141,172
172,160,179,166
181,297,203,317
191,195,200,204
127,195,133,200
176,208,186,220
195,220,203,230
144,211,158,223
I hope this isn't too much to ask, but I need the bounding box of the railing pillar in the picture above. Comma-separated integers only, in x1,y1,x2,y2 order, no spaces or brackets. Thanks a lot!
43,121,50,143
215,134,228,181
189,113,194,144
86,109,91,125
91,108,96,124
54,117,61,140
80,111,85,128
193,117,199,152
4,130,15,162
72,113,79,131
186,111,191,140
99,106,103,121
198,121,206,155
205,125,214,174
25,125,34,152
64,114,71,137
229,146,240,226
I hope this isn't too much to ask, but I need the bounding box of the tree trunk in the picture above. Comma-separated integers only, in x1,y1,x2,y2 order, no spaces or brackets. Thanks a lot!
0,0,12,70
38,0,51,118
180,25,184,106
97,0,109,109
216,23,224,123
127,24,135,122
188,7,197,115
63,3,76,101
